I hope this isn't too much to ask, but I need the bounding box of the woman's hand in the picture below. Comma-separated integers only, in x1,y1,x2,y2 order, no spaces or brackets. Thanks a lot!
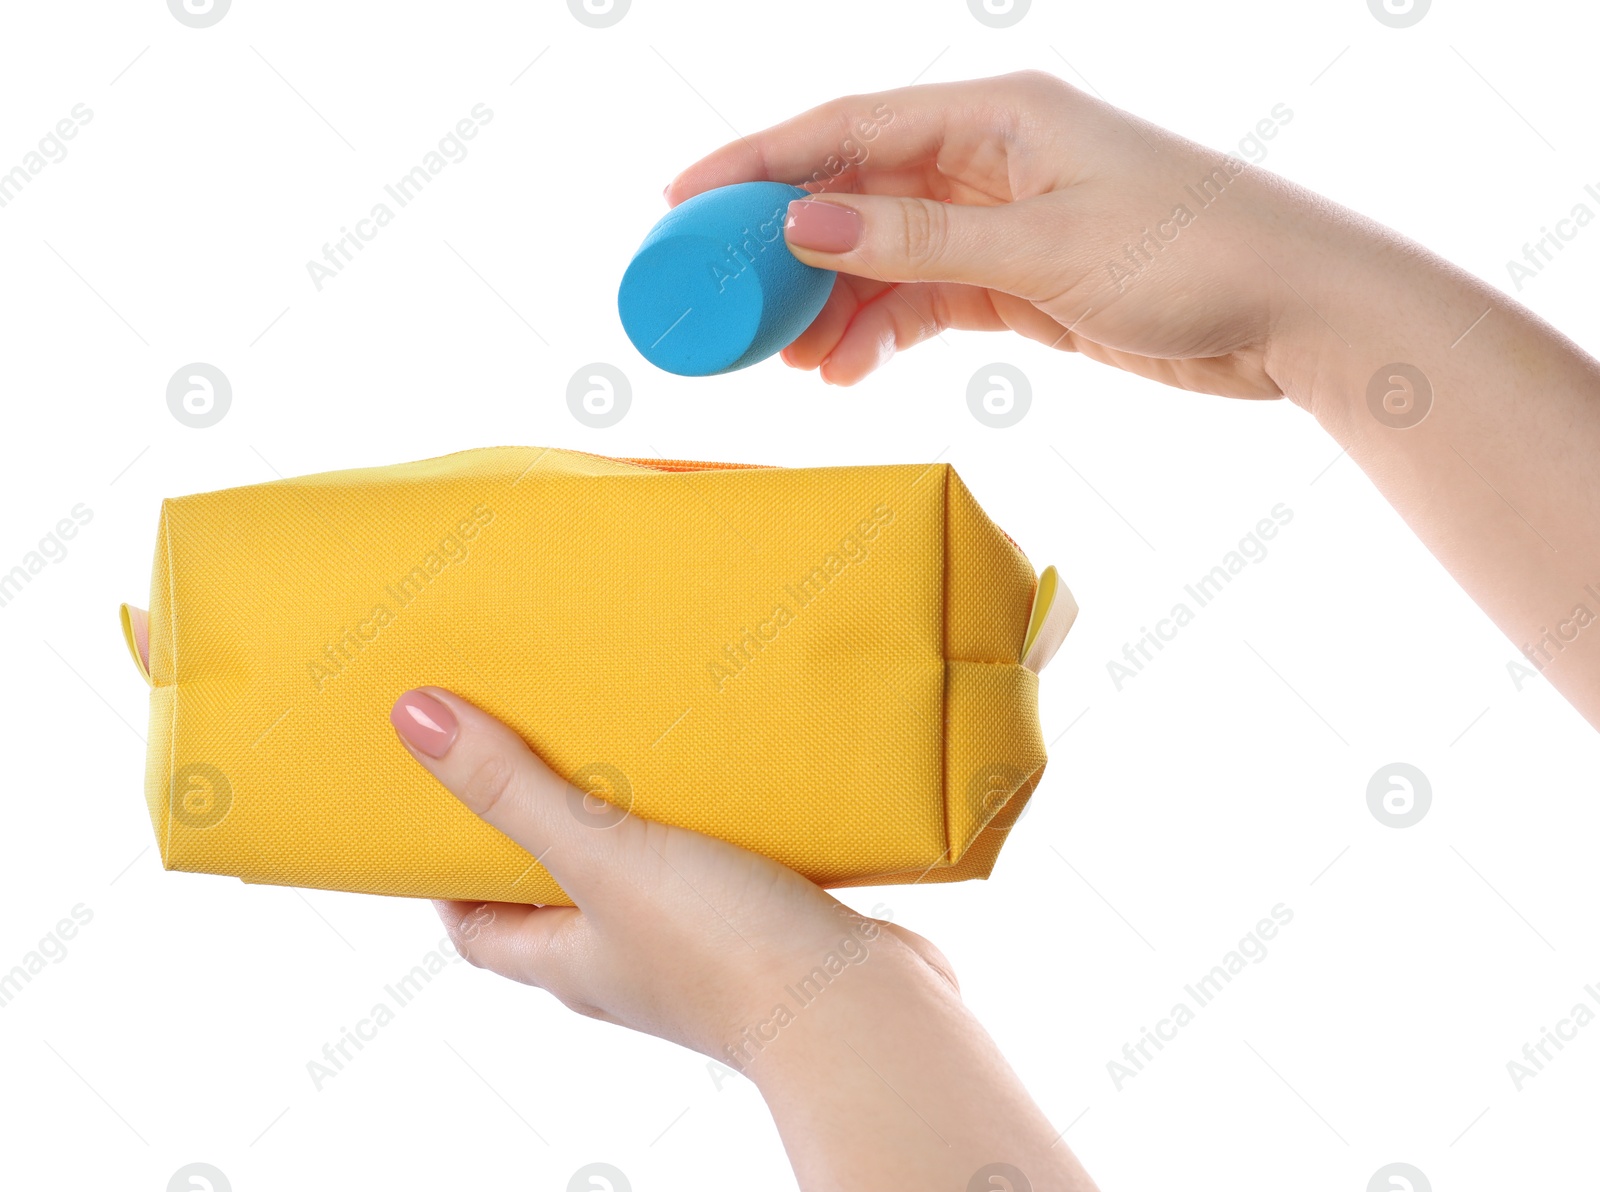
387,687,1100,1191
672,72,1600,729
121,620,1098,1187
384,686,952,1059
668,69,1326,397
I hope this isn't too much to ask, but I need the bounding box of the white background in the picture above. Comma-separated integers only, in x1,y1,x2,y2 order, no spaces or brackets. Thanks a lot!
1,1,1597,1189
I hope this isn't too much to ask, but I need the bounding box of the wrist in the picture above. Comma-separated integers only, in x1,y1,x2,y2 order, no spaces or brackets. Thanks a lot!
1259,205,1490,433
733,938,1100,1191
715,931,942,1090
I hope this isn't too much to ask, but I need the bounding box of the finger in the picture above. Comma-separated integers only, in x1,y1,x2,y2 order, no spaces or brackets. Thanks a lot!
781,277,892,371
790,280,1005,385
434,898,589,993
667,84,950,203
783,192,1076,299
667,72,1061,204
811,284,947,386
792,276,1093,383
390,687,641,903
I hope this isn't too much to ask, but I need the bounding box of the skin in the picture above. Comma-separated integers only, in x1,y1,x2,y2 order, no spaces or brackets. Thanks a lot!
128,70,1598,1190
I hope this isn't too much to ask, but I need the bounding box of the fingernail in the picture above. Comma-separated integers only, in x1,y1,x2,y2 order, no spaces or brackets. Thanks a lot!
662,182,671,201
390,689,459,758
785,199,860,253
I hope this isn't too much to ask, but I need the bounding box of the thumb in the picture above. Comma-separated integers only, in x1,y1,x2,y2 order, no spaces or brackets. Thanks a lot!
388,687,642,905
782,193,1058,297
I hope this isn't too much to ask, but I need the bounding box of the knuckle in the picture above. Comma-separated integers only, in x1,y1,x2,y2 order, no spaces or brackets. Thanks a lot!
1010,67,1057,91
520,960,572,1001
458,903,497,943
922,947,961,995
563,995,610,1024
447,907,496,968
1009,68,1070,100
824,91,870,131
460,752,520,820
897,198,950,273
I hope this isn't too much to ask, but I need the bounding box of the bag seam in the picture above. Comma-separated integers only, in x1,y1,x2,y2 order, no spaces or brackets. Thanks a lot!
941,463,952,870
163,503,177,870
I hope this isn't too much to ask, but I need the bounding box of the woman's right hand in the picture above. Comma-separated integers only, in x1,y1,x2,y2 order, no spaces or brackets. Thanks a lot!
667,70,1348,399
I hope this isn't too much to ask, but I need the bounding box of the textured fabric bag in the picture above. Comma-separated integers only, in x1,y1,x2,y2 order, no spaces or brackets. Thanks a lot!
121,446,1077,907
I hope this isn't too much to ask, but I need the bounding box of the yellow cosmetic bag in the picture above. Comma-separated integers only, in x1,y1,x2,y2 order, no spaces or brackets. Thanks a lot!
121,446,1077,907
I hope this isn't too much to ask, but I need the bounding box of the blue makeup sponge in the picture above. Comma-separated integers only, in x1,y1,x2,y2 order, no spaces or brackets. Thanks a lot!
618,181,837,377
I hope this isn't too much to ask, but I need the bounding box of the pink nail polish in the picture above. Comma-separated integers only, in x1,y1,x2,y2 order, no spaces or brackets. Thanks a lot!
390,690,459,758
785,199,860,253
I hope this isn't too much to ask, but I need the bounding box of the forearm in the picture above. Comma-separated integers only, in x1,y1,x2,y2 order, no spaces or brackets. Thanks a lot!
744,948,1099,1191
1266,203,1600,727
